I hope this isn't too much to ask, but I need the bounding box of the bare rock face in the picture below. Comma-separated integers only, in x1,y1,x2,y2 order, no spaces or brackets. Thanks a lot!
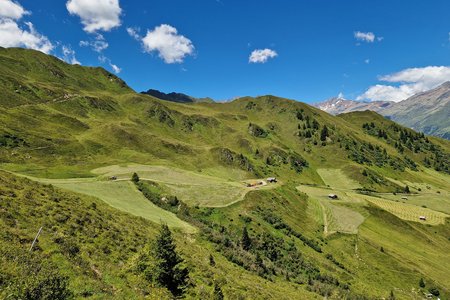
381,82,450,139
314,82,450,139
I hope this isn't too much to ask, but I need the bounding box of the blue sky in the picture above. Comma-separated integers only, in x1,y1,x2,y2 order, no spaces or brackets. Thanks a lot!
1,0,450,102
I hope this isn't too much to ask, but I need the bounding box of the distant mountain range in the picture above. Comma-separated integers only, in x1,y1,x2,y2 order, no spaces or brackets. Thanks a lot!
141,89,214,104
314,82,450,139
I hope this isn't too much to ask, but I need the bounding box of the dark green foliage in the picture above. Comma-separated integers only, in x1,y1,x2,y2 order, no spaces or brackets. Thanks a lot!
0,133,28,148
265,148,309,173
151,224,189,296
428,287,440,296
320,125,329,141
241,227,252,251
404,185,410,194
256,207,322,253
363,121,449,174
419,277,425,288
325,254,347,270
209,254,216,267
212,282,224,300
214,147,255,173
131,172,140,183
135,180,182,214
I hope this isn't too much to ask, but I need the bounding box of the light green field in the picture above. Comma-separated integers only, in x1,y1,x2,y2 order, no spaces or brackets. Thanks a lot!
41,178,196,232
317,168,362,190
92,164,275,207
380,192,450,215
298,185,365,235
359,194,449,225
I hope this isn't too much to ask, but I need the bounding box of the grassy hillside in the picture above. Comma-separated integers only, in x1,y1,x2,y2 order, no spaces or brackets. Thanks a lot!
1,48,450,299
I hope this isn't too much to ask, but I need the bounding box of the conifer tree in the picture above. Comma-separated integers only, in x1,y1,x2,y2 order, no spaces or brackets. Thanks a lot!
131,172,140,183
241,227,251,251
151,224,189,296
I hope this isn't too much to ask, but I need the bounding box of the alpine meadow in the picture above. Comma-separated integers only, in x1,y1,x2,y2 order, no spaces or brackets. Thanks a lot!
1,1,450,300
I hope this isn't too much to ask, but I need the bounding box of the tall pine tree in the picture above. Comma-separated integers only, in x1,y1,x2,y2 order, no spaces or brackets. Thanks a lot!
151,224,189,296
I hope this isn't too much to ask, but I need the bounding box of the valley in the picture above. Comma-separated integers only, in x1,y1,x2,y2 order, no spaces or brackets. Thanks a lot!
1,48,449,299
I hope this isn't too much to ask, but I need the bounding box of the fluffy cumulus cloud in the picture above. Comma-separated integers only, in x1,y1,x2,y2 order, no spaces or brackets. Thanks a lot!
141,24,194,64
358,66,450,102
0,0,28,19
66,0,122,33
249,48,278,63
0,0,53,53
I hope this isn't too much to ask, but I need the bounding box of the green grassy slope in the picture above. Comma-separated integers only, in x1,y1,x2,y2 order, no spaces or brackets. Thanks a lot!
0,170,322,299
1,48,450,299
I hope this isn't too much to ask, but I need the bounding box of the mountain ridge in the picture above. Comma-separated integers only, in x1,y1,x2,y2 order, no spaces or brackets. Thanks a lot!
1,47,449,299
141,88,215,104
313,82,450,139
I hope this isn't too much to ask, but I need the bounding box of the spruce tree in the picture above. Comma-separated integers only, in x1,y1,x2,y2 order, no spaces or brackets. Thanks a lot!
241,227,251,251
151,224,189,296
131,172,140,183
320,125,329,141
419,277,425,288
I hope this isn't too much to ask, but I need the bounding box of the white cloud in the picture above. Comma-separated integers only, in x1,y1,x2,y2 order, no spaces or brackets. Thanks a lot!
0,19,53,53
126,27,140,40
110,63,121,73
0,0,28,19
66,0,122,33
354,31,377,43
141,24,194,64
0,1,53,53
79,39,108,52
98,55,120,73
357,66,450,102
61,45,80,64
249,48,278,63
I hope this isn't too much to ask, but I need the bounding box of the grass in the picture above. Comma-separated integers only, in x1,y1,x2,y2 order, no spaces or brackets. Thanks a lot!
1,48,450,299
359,194,449,225
42,178,195,232
92,164,276,207
317,168,362,190
321,200,365,234
297,184,366,235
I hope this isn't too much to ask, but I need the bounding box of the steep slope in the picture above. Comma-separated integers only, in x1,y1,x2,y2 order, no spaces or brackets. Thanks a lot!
314,97,393,115
382,81,450,139
141,88,214,103
0,47,131,108
1,48,450,299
